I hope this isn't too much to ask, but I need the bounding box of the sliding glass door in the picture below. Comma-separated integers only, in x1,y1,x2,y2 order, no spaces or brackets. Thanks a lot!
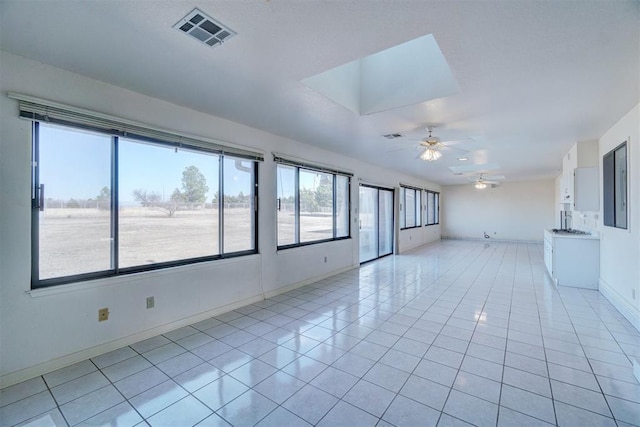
359,185,394,263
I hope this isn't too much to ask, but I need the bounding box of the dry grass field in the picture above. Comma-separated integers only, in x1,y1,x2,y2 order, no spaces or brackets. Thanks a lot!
38,207,333,279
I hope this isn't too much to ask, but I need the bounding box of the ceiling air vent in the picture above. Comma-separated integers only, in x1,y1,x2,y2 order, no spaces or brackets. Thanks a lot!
174,8,236,49
383,133,403,139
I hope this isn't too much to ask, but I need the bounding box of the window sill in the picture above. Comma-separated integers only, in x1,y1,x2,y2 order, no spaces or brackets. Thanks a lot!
27,253,260,298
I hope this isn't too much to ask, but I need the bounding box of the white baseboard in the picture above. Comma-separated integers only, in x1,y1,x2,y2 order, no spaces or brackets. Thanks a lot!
1,265,358,389
442,236,542,244
0,294,265,389
398,239,441,255
599,278,640,333
263,265,356,299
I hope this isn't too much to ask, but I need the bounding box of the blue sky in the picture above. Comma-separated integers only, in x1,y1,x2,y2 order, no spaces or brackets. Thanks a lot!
39,124,253,203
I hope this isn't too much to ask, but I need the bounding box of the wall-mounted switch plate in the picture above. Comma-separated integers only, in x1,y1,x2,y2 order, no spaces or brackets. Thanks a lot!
146,296,155,309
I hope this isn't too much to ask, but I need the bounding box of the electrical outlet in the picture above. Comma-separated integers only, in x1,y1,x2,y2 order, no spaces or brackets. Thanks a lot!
323,256,327,263
98,307,109,322
146,296,155,309
633,289,636,300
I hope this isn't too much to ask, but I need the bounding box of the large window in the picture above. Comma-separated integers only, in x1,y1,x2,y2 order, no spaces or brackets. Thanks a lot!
32,122,258,288
425,190,440,226
276,161,350,248
400,186,421,229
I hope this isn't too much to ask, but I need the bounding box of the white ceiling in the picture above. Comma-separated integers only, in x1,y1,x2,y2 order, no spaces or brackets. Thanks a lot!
1,0,638,184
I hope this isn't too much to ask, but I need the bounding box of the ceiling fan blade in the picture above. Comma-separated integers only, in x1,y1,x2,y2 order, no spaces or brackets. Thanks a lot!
385,147,410,153
441,145,468,152
439,137,474,145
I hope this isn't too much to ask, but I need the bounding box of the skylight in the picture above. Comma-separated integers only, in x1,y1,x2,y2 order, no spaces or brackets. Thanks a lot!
302,34,459,115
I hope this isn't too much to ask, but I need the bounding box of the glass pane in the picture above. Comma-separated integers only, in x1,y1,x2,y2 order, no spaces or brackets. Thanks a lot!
359,186,378,263
405,189,416,228
300,169,333,242
223,157,255,253
603,152,615,227
415,190,422,226
614,145,627,228
118,139,219,267
336,175,349,238
379,189,394,256
38,124,112,279
399,187,406,229
277,165,296,246
427,192,435,225
435,193,439,223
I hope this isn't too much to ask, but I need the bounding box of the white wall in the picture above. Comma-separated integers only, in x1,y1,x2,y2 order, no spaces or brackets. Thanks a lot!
0,51,440,386
554,175,562,228
441,180,555,242
597,103,640,330
398,225,441,253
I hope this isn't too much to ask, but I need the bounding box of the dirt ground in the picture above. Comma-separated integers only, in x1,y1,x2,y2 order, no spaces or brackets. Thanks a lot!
38,207,333,279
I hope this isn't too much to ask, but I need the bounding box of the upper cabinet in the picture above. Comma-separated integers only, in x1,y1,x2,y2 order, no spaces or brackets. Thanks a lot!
574,167,599,212
561,140,599,212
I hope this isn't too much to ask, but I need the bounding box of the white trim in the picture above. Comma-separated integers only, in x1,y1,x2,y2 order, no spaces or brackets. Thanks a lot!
27,254,259,298
356,178,395,191
0,293,264,389
2,264,356,389
442,236,543,244
599,278,640,333
272,152,354,177
263,265,355,299
398,239,441,255
7,92,264,161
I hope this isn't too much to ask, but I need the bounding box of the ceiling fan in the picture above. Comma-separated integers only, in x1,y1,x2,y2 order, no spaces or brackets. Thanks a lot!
468,173,504,189
388,126,475,162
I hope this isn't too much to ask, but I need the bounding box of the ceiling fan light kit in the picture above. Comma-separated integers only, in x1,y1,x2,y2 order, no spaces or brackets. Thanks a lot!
471,173,503,189
420,147,442,161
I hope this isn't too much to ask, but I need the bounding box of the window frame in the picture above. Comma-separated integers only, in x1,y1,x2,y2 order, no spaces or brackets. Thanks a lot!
276,162,351,250
603,141,628,229
400,185,422,230
424,190,440,226
31,121,259,289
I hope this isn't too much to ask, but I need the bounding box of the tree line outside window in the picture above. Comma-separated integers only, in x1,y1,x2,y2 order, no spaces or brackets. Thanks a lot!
32,122,257,288
276,163,350,249
30,118,440,289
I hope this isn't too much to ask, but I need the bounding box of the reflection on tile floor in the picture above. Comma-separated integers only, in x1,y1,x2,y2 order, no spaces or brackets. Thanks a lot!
2,241,640,426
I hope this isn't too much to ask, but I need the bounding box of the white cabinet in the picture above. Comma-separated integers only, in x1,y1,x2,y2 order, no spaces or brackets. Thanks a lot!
574,167,599,212
559,141,600,211
561,149,576,203
561,169,574,203
544,230,600,289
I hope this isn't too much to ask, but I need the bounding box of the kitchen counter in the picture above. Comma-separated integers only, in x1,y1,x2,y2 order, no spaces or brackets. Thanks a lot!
544,229,600,289
544,229,599,240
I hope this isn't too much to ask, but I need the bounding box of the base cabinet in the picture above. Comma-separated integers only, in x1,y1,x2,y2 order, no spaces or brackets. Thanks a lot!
544,230,599,289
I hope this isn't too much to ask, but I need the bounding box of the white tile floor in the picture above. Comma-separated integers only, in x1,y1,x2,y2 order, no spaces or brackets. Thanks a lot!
2,240,640,426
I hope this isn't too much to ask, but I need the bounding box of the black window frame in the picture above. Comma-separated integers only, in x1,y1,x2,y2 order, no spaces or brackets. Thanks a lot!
276,162,351,250
31,121,260,289
603,141,628,229
425,190,440,226
400,185,422,230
